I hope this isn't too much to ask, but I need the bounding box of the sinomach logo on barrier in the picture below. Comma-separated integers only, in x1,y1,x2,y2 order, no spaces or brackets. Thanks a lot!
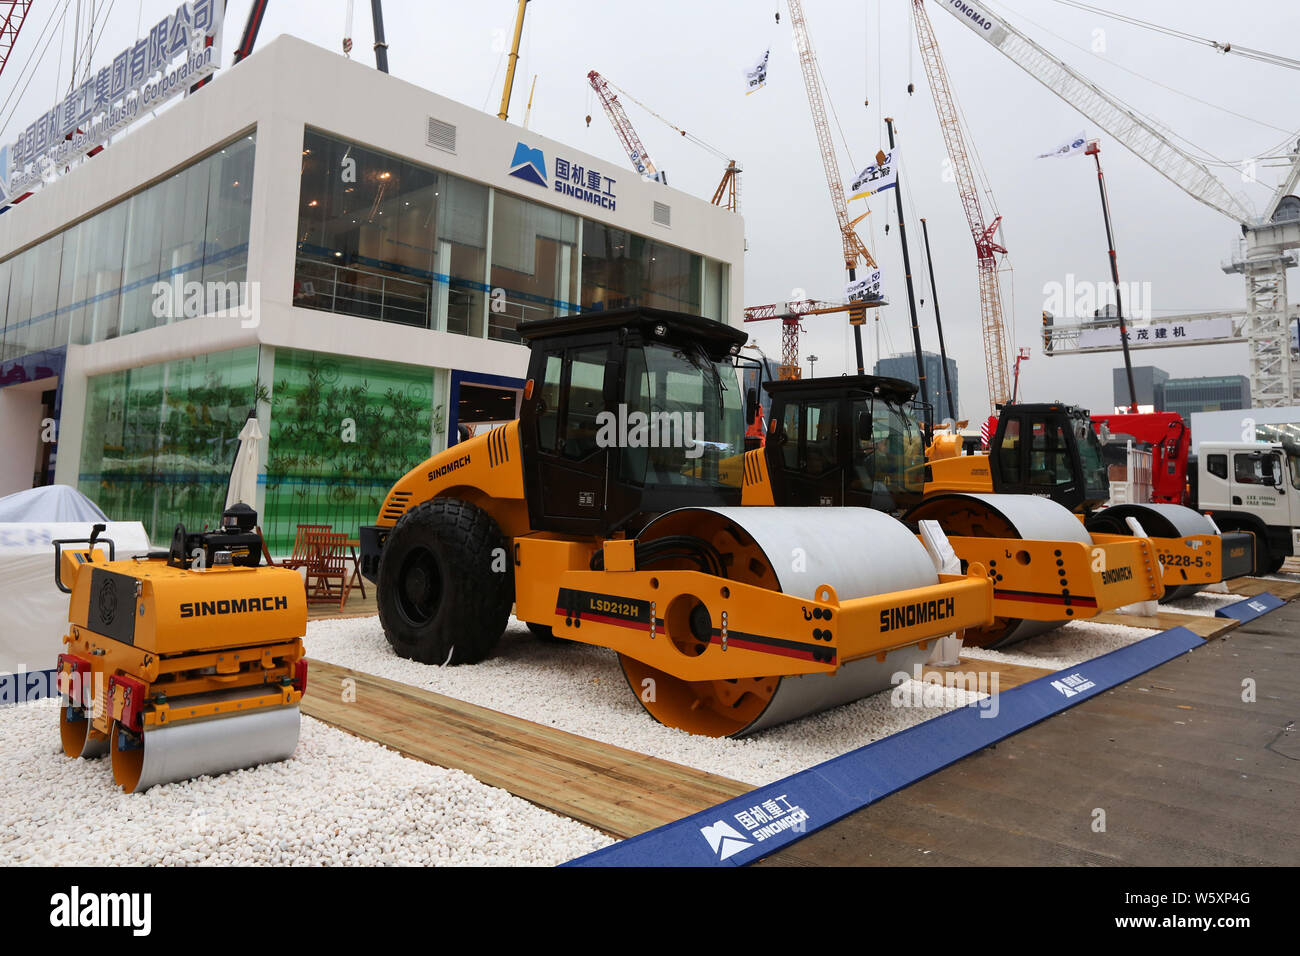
1100,565,1134,585
427,455,470,482
880,597,955,633
179,595,289,618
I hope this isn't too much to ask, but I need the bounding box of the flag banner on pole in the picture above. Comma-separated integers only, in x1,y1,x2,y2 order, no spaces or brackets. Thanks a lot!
1037,131,1087,159
848,149,898,200
845,270,884,303
744,49,770,94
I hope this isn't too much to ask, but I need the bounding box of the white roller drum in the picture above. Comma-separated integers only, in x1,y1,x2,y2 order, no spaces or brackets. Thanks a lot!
637,506,942,736
644,505,941,599
112,706,300,793
907,493,1091,648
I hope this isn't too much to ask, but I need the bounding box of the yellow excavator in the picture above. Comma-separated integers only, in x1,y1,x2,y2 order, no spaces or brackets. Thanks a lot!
360,308,996,737
54,507,307,792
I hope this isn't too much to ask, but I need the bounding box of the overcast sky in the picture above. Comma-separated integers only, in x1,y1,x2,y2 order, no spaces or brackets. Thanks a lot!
2,0,1297,422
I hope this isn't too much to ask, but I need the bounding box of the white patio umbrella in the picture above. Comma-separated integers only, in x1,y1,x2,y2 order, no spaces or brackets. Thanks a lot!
225,413,264,512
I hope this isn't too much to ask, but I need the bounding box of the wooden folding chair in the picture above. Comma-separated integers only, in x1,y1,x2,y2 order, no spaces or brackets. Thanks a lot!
303,531,355,610
282,524,332,571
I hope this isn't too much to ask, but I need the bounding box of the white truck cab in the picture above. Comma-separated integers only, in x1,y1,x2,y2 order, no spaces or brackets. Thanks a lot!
1194,441,1300,574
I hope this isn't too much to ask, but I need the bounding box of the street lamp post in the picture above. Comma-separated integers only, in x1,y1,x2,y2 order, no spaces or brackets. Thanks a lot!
807,354,819,378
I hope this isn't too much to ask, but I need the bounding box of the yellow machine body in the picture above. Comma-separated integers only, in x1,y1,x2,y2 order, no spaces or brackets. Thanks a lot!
375,422,997,737
741,444,1163,645
923,451,1245,594
56,546,306,792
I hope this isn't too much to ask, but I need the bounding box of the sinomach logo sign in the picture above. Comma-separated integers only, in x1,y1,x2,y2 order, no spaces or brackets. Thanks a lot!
508,141,617,211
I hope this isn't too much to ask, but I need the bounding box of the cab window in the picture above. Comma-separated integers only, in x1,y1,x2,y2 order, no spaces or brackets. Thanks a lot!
563,348,608,460
1206,454,1227,480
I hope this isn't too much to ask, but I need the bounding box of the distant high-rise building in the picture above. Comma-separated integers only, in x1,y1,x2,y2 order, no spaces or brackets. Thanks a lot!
1113,365,1168,410
1163,375,1250,418
874,351,959,419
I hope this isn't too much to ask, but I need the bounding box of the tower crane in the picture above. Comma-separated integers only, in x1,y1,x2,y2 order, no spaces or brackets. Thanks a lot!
587,70,741,211
784,0,881,374
587,70,662,183
0,2,32,79
929,0,1300,407
912,0,1013,409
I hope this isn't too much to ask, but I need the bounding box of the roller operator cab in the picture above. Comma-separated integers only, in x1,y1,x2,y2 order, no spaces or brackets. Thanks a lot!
934,402,1257,596
756,375,927,512
358,308,998,738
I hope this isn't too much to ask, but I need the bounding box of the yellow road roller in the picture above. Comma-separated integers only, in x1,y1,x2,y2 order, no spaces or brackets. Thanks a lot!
925,400,1256,603
54,509,307,792
739,375,1164,649
360,308,996,737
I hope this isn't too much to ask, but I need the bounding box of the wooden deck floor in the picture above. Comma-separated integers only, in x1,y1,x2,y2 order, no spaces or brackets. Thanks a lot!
300,660,753,838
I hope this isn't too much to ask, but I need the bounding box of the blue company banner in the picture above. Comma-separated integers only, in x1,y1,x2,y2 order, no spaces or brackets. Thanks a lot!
1215,592,1284,622
567,626,1206,867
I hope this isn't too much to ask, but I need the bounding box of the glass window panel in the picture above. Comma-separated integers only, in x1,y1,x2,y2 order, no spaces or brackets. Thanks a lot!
55,221,84,349
581,221,702,315
537,352,563,452
488,192,578,343
155,158,212,324
262,348,434,552
73,201,127,344
119,183,167,337
0,258,10,357
438,175,487,336
202,135,256,291
78,347,259,543
21,235,64,355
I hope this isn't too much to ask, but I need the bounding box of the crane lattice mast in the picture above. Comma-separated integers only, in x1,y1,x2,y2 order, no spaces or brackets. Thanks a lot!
587,70,660,181
786,0,876,274
0,1,33,79
912,0,1012,408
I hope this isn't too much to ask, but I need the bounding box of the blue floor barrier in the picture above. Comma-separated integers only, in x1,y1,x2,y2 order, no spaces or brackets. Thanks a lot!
566,625,1208,867
1215,592,1284,622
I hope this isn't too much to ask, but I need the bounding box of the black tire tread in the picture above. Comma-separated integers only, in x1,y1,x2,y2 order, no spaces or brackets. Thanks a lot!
376,497,512,665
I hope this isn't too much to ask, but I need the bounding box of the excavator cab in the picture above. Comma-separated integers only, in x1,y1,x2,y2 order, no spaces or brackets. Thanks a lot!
989,402,1109,511
763,375,927,513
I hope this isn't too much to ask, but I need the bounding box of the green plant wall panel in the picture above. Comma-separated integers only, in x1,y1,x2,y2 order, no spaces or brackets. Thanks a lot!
263,349,434,552
78,347,259,543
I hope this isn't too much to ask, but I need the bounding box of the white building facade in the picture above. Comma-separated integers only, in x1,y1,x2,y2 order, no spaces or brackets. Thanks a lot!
0,36,744,549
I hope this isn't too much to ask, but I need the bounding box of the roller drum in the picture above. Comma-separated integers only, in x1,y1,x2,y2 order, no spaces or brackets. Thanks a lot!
623,506,942,737
907,493,1091,649
111,706,300,793
1086,502,1216,602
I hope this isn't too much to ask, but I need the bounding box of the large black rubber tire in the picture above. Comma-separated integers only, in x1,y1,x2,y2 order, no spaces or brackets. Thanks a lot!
1259,550,1287,576
376,498,512,665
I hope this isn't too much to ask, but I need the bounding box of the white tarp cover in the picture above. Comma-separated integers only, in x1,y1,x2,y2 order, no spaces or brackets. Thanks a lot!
0,485,109,523
0,521,150,678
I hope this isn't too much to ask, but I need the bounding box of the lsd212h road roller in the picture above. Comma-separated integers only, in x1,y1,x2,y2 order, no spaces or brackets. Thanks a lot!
54,507,307,792
738,375,1164,649
360,308,996,737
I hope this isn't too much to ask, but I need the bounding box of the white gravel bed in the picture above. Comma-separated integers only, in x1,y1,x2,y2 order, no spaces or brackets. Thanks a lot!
1162,591,1245,617
959,618,1158,672
303,616,1161,786
0,701,611,866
